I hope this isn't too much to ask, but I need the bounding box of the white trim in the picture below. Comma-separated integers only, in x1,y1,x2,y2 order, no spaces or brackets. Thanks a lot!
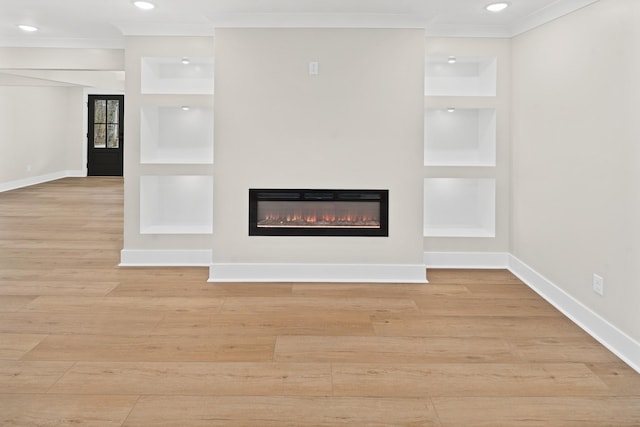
0,37,124,49
208,263,428,283
0,169,86,192
508,255,640,374
509,0,599,37
119,249,212,267
65,169,85,178
196,14,427,30
424,251,509,269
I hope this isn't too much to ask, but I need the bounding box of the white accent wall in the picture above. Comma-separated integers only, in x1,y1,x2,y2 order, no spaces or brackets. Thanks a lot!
511,0,640,344
0,86,81,188
211,29,425,281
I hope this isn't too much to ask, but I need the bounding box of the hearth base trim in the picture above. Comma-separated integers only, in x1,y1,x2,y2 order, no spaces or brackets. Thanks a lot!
208,262,427,283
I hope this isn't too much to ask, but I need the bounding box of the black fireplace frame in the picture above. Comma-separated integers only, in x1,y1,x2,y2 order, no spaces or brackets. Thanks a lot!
249,189,389,237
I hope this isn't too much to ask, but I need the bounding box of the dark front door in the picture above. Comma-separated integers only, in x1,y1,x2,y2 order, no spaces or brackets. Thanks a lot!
87,95,124,176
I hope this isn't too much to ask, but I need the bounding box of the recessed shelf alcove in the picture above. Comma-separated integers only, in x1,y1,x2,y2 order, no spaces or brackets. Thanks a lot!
140,175,213,234
140,106,214,164
424,108,496,166
423,178,496,237
425,56,496,97
141,56,214,94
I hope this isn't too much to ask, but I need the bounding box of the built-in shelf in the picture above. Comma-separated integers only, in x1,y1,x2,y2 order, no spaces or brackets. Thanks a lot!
140,175,213,234
423,178,496,237
141,57,214,95
425,56,496,97
140,106,214,164
424,108,496,166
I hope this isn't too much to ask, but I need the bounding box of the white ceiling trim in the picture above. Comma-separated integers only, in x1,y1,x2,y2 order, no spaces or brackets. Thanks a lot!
0,69,125,87
0,36,124,49
202,13,429,30
0,71,76,86
424,24,512,39
509,0,600,36
114,21,215,37
114,2,602,38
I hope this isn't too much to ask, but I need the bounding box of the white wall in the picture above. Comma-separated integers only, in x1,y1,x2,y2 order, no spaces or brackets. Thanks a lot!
512,0,640,343
212,29,425,279
0,86,79,187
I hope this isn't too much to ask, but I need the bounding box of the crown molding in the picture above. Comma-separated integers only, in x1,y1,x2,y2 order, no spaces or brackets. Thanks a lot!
509,0,599,36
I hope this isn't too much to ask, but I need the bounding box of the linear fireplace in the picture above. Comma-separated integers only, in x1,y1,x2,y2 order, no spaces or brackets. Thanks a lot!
249,189,389,236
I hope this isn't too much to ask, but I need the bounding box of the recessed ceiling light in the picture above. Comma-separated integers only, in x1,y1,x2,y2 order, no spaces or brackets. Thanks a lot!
181,106,190,111
18,24,38,32
447,108,456,113
133,1,155,10
447,56,456,64
486,2,509,12
181,57,190,65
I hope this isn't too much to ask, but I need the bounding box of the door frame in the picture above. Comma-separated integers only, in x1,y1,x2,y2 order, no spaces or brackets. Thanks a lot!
82,88,124,176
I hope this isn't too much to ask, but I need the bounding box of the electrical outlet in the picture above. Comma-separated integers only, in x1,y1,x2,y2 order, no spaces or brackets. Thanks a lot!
593,274,604,296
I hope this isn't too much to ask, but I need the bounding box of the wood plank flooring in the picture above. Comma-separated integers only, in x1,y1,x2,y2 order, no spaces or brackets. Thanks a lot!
1,177,640,426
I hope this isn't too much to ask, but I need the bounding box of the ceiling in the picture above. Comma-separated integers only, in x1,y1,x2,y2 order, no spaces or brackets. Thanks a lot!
0,0,599,87
1,0,599,48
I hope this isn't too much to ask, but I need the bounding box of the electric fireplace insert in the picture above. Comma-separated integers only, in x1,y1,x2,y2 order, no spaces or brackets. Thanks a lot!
249,189,389,236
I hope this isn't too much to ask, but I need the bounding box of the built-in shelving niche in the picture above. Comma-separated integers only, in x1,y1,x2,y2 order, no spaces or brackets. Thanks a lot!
141,57,214,95
140,175,213,234
423,178,496,238
425,56,496,97
424,108,496,167
140,106,214,164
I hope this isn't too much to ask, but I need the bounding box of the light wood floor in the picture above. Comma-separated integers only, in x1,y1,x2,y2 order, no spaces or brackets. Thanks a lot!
1,177,639,426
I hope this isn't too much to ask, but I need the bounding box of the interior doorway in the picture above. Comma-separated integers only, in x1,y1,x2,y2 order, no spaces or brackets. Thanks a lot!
87,94,124,176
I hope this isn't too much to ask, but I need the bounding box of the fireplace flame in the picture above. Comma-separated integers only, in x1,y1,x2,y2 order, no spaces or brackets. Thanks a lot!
260,209,379,228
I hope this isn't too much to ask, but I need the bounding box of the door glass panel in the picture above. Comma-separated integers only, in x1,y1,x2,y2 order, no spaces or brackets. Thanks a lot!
107,100,119,124
107,124,119,148
94,124,106,148
94,100,106,123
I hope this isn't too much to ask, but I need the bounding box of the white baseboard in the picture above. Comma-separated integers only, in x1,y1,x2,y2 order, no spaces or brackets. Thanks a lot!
208,263,428,283
0,169,86,192
65,169,86,178
120,249,212,267
424,251,510,269
508,255,640,374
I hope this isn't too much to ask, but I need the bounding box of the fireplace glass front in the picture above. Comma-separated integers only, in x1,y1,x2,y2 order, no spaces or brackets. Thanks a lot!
249,189,388,236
